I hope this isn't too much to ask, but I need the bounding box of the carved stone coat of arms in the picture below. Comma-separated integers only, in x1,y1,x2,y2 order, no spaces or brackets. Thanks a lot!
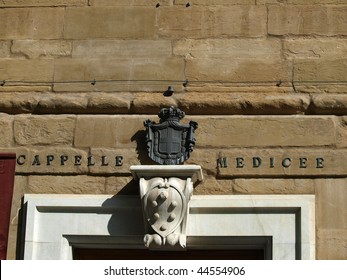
144,107,198,165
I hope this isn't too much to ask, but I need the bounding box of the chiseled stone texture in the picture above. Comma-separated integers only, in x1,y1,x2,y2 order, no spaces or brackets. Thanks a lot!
64,7,156,39
174,38,282,59
187,58,291,83
0,0,87,6
14,115,75,145
294,59,347,83
0,114,13,146
72,40,172,59
283,38,347,60
105,176,139,195
232,179,314,194
11,40,72,59
54,58,185,85
193,176,233,195
0,41,10,58
0,8,65,39
315,179,347,259
158,5,267,38
27,175,105,194
90,0,172,5
0,59,54,82
175,0,255,4
316,229,347,260
336,116,347,148
195,116,336,148
268,5,347,36
178,93,310,115
74,115,146,148
259,0,347,4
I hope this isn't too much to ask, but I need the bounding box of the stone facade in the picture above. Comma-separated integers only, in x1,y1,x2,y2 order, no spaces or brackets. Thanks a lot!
0,0,346,260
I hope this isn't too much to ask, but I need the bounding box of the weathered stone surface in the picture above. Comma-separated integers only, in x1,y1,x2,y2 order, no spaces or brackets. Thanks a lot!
316,229,347,260
175,0,254,4
193,176,233,195
27,175,105,194
268,5,347,36
336,116,347,148
0,59,54,83
195,116,336,148
0,114,13,146
72,40,172,58
283,38,347,60
11,40,72,59
0,8,64,39
74,115,148,148
14,115,75,145
315,179,347,229
312,94,347,115
294,59,347,83
0,0,87,6
0,86,52,92
315,179,347,260
232,179,314,194
131,93,177,114
259,0,347,4
173,38,282,59
0,93,39,114
90,0,171,5
0,41,10,57
178,93,310,115
294,84,347,94
186,58,291,83
36,94,88,114
54,58,185,85
105,176,139,195
217,149,347,177
158,6,267,38
64,7,156,39
87,94,131,113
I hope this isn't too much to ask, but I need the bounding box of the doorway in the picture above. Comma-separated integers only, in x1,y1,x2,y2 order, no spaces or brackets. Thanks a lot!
73,248,265,260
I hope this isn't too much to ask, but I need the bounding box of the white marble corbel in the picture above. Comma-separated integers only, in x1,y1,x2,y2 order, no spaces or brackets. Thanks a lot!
131,165,203,249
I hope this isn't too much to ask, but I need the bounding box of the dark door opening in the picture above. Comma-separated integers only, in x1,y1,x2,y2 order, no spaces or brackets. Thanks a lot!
73,248,265,260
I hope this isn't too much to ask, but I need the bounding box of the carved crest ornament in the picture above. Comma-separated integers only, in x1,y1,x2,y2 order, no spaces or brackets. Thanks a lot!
144,107,198,165
132,107,201,249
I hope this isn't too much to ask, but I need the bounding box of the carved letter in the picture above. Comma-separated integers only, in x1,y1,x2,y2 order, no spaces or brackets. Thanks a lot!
47,155,54,166
74,155,82,166
17,155,26,165
252,157,262,168
270,157,275,168
282,158,292,168
217,157,228,168
236,157,244,168
88,155,95,166
116,156,123,166
316,157,324,168
300,157,308,168
60,155,68,166
32,155,41,166
101,156,109,166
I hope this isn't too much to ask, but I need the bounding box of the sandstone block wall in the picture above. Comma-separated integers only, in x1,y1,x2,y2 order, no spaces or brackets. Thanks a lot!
0,0,346,260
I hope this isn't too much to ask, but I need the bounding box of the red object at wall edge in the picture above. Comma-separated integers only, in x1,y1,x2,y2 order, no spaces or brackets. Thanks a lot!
0,153,16,260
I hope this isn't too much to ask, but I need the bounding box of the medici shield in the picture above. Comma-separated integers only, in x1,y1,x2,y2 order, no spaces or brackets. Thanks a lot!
144,107,198,165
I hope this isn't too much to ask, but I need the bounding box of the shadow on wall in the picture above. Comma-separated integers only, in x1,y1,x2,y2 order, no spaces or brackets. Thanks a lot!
102,195,144,236
131,129,157,166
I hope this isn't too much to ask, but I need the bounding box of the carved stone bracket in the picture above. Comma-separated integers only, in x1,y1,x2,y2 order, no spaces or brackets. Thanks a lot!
131,165,203,250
